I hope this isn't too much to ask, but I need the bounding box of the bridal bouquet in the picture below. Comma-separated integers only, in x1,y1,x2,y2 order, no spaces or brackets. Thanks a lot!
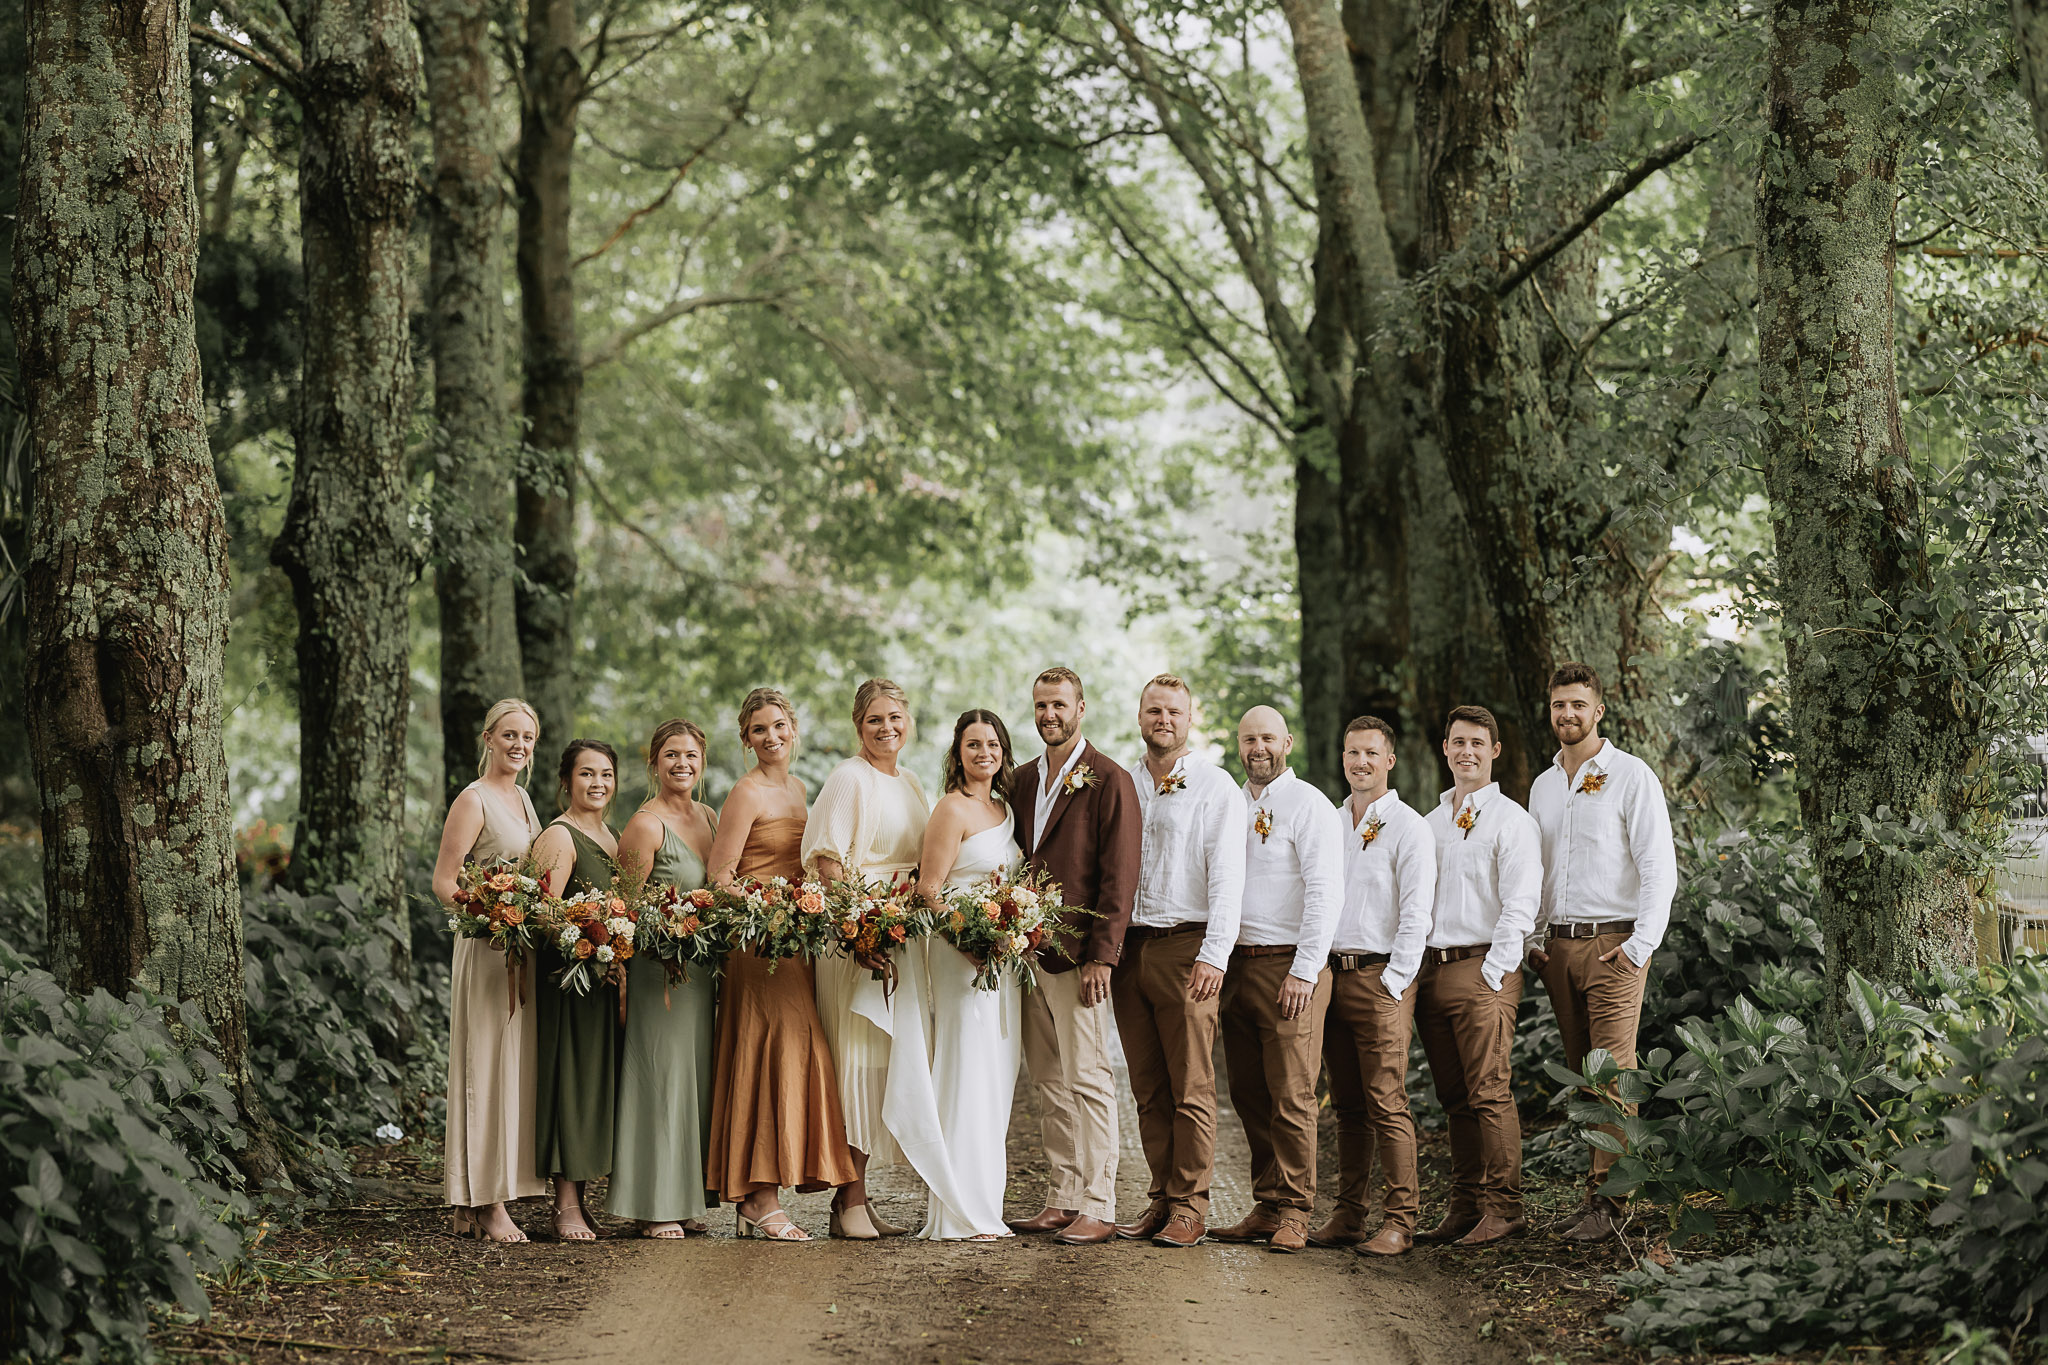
938,866,1071,992
718,875,839,970
828,873,924,982
446,858,550,960
636,883,727,986
548,885,637,996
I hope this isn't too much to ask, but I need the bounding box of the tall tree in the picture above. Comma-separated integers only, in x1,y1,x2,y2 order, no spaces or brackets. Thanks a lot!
14,0,279,1179
512,0,584,780
2016,0,2048,164
420,0,522,804
267,0,423,938
1757,0,1975,988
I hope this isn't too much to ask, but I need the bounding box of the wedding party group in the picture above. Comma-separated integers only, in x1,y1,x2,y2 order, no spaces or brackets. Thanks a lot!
435,660,1676,1257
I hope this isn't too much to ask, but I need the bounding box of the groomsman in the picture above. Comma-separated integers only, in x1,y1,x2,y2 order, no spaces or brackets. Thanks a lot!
1527,663,1676,1244
1309,716,1435,1256
1212,706,1341,1253
1414,706,1543,1247
1007,666,1142,1246
1112,674,1246,1248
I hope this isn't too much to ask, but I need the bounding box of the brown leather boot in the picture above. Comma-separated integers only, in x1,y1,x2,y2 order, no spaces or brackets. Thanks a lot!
1413,1212,1481,1245
1006,1207,1077,1234
1152,1209,1207,1247
1054,1215,1116,1246
1210,1204,1283,1244
1356,1225,1414,1257
1114,1203,1169,1241
1266,1215,1311,1254
1561,1198,1620,1243
1453,1214,1528,1247
1306,1217,1367,1249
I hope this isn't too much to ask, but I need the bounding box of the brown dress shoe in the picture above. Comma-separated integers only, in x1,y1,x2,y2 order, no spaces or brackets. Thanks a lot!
1306,1219,1367,1248
1560,1200,1619,1243
1114,1205,1169,1241
1007,1207,1078,1234
1453,1214,1528,1247
1210,1205,1283,1244
1152,1210,1206,1247
1053,1215,1116,1246
1266,1217,1311,1254
1356,1225,1413,1257
1413,1213,1481,1245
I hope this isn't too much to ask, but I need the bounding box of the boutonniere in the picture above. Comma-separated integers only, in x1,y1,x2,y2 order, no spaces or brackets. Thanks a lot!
1253,808,1273,843
1360,815,1385,848
1062,764,1099,795
1455,805,1479,839
1155,771,1187,796
1579,772,1607,795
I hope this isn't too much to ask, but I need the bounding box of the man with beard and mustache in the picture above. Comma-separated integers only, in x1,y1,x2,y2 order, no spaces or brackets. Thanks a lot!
1527,663,1676,1244
1006,667,1142,1246
1112,673,1245,1247
1210,706,1342,1254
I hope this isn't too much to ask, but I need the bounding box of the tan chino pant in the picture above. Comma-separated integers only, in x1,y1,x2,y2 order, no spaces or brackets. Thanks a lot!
1415,955,1524,1221
1110,929,1219,1217
1322,961,1419,1233
1219,952,1331,1214
1539,932,1650,1192
1021,963,1120,1221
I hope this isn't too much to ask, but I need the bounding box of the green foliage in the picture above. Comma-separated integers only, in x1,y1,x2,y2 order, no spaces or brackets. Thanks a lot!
0,943,245,1363
1608,1205,1966,1356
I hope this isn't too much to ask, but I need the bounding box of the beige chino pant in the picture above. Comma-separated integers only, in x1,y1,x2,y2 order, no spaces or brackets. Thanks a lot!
1415,955,1524,1221
1323,960,1419,1233
1020,964,1120,1221
1111,928,1219,1217
1539,931,1650,1192
1219,951,1331,1213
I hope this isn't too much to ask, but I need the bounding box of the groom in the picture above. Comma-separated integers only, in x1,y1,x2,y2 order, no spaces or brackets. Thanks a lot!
1007,666,1142,1246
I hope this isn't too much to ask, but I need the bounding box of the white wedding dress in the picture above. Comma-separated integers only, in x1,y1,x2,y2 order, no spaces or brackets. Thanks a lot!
863,809,1022,1240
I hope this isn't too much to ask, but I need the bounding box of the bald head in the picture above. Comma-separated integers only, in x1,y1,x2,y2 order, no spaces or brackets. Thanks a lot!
1237,706,1293,790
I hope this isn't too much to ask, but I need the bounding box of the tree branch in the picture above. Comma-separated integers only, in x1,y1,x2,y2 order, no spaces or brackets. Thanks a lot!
1496,131,1705,298
190,20,301,93
572,70,762,270
581,289,793,374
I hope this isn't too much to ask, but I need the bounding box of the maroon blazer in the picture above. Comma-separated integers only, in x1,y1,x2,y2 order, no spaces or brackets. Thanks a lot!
1011,740,1141,973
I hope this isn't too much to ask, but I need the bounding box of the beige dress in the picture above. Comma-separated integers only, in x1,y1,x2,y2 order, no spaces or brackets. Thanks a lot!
800,757,929,1166
443,781,548,1207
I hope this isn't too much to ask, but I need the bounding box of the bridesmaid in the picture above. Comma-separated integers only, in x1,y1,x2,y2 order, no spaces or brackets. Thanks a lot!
434,699,548,1242
531,739,623,1242
908,710,1024,1240
801,677,931,1239
706,688,858,1241
611,719,718,1239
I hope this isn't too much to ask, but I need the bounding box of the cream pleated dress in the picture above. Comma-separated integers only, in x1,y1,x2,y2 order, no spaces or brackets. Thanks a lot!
800,757,929,1166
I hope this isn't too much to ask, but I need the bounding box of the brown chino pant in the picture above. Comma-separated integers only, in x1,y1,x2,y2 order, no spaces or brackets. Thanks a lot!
1415,955,1524,1221
1110,928,1219,1217
1539,932,1651,1192
1322,961,1419,1233
1219,952,1332,1214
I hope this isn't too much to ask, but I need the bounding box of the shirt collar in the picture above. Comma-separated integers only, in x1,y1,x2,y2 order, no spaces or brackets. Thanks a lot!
1358,788,1401,826
1441,781,1501,816
1245,766,1296,802
1550,739,1612,775
1044,740,1088,789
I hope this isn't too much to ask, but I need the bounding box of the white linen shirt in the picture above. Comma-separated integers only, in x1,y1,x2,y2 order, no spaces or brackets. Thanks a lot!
1237,768,1345,982
1332,789,1436,1000
1425,782,1543,992
1132,754,1246,972
1034,741,1089,850
1528,740,1677,967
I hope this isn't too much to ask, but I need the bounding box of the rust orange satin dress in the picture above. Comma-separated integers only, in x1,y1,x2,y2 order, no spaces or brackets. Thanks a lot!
705,815,859,1199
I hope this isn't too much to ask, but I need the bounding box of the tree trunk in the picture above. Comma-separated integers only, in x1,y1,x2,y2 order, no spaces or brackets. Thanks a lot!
1757,0,1976,990
1294,438,1348,796
272,0,421,965
2016,0,2048,166
513,0,584,790
420,0,522,806
13,0,280,1181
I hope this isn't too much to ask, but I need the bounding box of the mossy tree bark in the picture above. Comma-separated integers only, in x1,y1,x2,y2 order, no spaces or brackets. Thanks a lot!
2015,0,2048,165
13,0,281,1181
1757,0,1976,990
512,0,585,791
420,0,522,806
270,0,422,973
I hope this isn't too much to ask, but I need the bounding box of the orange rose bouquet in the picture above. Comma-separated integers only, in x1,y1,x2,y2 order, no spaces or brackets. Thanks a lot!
717,875,839,970
828,873,924,982
446,857,549,961
548,886,636,997
637,882,727,986
938,865,1080,992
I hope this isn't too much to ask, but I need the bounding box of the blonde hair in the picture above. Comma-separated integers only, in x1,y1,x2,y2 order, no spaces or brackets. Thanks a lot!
645,717,709,797
1141,673,1192,699
851,678,915,746
1034,666,1085,701
477,698,541,785
737,687,798,748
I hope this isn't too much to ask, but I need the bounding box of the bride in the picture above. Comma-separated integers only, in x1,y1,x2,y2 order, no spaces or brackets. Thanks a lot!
903,709,1025,1240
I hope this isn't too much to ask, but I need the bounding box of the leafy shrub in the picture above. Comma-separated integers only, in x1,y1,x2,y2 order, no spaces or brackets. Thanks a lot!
1609,1205,1964,1355
0,944,246,1362
1880,955,2048,1337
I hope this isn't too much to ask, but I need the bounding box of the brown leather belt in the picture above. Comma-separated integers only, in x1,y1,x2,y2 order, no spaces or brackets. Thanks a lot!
1548,919,1636,940
1423,944,1489,966
1329,951,1390,971
1231,943,1296,959
1127,921,1204,941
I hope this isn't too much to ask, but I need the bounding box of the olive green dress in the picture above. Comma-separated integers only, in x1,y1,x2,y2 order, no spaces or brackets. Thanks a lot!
608,820,718,1223
535,821,619,1183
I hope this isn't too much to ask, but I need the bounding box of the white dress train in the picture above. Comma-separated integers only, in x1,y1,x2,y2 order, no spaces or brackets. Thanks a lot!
856,811,1021,1240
